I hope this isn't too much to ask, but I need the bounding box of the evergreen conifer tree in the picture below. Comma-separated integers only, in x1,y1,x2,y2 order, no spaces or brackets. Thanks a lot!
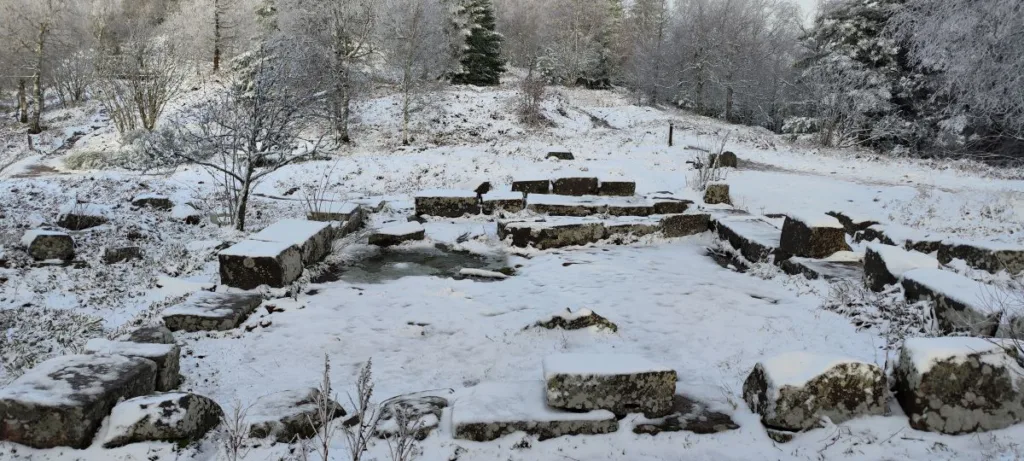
451,0,505,86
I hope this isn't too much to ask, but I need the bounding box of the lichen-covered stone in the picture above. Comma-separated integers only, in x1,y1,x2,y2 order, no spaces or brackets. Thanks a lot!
864,244,938,292
376,392,450,440
368,222,426,247
218,240,304,289
606,203,654,217
481,192,526,215
779,258,862,281
743,352,886,432
0,354,157,448
511,180,551,195
251,219,335,266
703,183,731,205
414,194,480,218
894,337,1024,434
598,181,636,196
544,354,677,417
633,395,738,435
131,195,174,211
532,308,618,332
779,217,851,259
527,200,604,217
652,198,692,215
248,388,346,442
901,268,1001,336
57,212,108,230
22,230,75,261
551,177,599,196
103,246,143,264
660,214,710,238
161,291,263,332
709,151,738,168
102,393,223,448
126,325,175,344
938,242,1024,275
499,220,606,250
605,221,660,238
85,339,181,391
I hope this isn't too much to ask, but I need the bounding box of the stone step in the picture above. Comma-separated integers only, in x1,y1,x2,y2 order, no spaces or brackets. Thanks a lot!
161,291,263,332
368,222,426,247
452,381,618,442
526,195,656,217
713,216,782,262
779,214,851,259
84,339,181,391
250,219,335,266
938,240,1024,275
307,201,365,238
543,353,677,417
481,191,525,214
218,240,304,289
414,190,479,217
498,214,709,249
864,243,939,292
101,393,223,448
0,354,157,448
779,255,863,281
901,268,1013,337
826,211,879,235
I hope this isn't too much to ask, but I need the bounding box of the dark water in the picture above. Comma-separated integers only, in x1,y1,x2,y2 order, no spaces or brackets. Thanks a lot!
313,244,512,284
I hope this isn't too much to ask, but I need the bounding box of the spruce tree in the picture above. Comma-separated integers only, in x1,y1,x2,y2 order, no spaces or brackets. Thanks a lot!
451,0,506,86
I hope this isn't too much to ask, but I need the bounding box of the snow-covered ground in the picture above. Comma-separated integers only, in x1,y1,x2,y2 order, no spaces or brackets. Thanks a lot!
2,82,1023,460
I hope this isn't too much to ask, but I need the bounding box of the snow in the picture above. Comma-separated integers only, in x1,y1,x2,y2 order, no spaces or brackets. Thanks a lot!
459,268,508,279
20,229,67,247
0,354,143,407
375,221,425,236
481,190,525,201
758,351,867,388
902,337,1020,375
542,353,673,379
58,201,112,217
170,204,199,220
101,393,189,446
717,217,782,248
160,291,256,319
451,381,616,425
901,268,996,313
942,238,1024,251
250,219,331,247
132,193,168,201
868,243,938,277
823,251,862,263
84,339,175,359
315,200,361,216
415,189,478,198
218,239,296,258
544,308,597,322
788,212,844,229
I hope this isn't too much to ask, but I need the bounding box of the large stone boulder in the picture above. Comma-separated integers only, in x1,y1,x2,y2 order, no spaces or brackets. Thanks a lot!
131,194,174,211
743,352,886,432
511,179,551,195
633,395,739,435
544,353,677,417
218,240,304,289
598,181,636,196
715,216,781,262
779,214,851,259
248,388,346,442
250,219,335,265
532,308,618,332
126,325,176,344
605,218,661,239
864,244,939,292
101,393,223,448
377,392,451,440
307,201,362,225
21,229,74,261
660,214,710,238
901,268,1002,336
452,381,618,442
938,241,1024,275
0,354,157,448
895,337,1024,434
481,191,525,215
709,151,738,168
103,246,143,264
414,190,480,217
703,183,731,205
56,202,111,230
162,291,263,332
368,222,426,247
551,177,599,196
85,339,180,391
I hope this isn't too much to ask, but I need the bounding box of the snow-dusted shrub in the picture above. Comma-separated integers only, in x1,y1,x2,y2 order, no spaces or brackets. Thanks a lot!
823,279,934,348
781,117,820,135
0,307,105,384
689,133,731,192
62,150,109,170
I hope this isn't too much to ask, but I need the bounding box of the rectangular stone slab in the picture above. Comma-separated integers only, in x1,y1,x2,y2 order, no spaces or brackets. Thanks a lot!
779,257,863,281
660,214,710,237
0,354,157,448
452,381,617,442
511,180,551,195
901,268,1004,336
527,195,607,217
938,241,1024,275
162,291,263,332
414,190,480,217
251,219,335,265
481,191,525,214
219,240,304,289
598,181,636,196
543,353,677,417
368,222,426,247
84,339,180,391
715,217,782,262
498,218,606,250
551,177,599,196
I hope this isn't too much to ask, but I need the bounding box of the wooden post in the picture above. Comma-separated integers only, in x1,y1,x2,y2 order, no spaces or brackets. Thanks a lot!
668,123,674,147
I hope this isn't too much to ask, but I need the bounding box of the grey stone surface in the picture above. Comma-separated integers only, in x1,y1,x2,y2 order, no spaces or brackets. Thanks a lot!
248,388,346,442
481,196,525,215
633,395,738,435
161,291,263,332
499,220,606,250
126,325,176,344
826,211,879,235
511,180,551,195
452,381,618,442
651,198,692,215
368,224,426,247
0,354,157,448
660,214,710,238
938,242,1024,275
551,177,599,196
57,212,108,231
743,353,886,431
606,203,655,217
377,392,451,440
415,195,480,218
532,308,618,332
131,195,174,211
544,353,677,417
864,244,938,292
251,219,335,266
85,339,180,392
527,200,605,217
103,246,143,264
606,221,660,238
23,230,75,261
715,217,781,262
779,217,851,259
546,151,574,160
218,240,304,289
102,393,223,448
598,181,636,196
895,337,1024,434
779,258,863,281
901,269,1002,336
709,151,738,168
703,183,731,205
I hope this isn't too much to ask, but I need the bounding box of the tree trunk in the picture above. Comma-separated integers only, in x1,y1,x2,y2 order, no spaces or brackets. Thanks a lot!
17,79,28,124
235,172,252,231
213,0,222,73
29,22,47,135
725,85,734,122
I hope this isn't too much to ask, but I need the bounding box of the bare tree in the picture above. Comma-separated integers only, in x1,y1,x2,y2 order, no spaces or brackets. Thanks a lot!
141,47,325,231
96,39,190,135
